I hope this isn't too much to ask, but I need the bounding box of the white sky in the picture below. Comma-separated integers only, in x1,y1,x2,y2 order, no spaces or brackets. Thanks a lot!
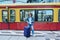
0,0,27,4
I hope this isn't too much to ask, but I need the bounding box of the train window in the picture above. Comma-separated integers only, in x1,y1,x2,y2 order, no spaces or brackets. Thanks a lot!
2,10,8,23
10,10,15,22
20,9,53,22
20,10,25,21
20,10,35,21
38,10,53,22
58,9,60,22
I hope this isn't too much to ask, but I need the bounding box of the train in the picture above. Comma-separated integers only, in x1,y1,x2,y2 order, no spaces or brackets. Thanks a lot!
0,3,60,30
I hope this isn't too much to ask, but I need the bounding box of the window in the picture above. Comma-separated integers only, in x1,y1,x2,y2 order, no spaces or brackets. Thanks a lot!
20,9,53,22
58,9,60,22
10,10,15,22
2,10,8,23
20,10,35,21
38,10,53,22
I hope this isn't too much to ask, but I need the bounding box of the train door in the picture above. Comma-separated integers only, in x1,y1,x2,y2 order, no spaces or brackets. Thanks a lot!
2,9,15,30
2,10,9,29
9,10,16,30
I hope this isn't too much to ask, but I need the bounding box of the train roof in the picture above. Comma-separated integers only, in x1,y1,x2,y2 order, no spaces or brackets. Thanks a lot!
0,3,60,8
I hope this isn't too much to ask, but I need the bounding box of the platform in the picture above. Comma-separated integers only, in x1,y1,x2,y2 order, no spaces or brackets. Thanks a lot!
0,30,60,40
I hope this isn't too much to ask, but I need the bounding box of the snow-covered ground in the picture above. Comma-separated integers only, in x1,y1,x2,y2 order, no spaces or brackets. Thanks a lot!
0,30,60,40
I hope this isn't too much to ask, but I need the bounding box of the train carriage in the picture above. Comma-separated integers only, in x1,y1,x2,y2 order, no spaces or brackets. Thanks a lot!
0,3,60,30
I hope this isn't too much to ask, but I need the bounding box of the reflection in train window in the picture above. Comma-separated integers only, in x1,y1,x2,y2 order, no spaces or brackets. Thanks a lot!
20,10,35,21
2,10,8,23
10,10,15,22
58,9,60,22
38,10,53,22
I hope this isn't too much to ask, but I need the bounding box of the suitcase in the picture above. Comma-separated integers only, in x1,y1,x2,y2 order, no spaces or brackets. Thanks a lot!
24,26,31,37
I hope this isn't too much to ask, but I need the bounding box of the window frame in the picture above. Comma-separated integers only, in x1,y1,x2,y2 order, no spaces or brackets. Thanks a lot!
20,10,25,21
37,9,54,22
2,10,8,23
10,10,16,22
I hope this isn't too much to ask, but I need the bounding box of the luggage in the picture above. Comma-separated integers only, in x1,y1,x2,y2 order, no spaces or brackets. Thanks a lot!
24,26,31,37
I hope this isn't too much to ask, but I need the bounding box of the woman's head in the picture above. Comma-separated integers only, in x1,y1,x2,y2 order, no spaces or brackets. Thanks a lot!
28,13,32,17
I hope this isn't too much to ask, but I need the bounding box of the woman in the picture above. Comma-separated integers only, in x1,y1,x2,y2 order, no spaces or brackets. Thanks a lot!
26,13,34,36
